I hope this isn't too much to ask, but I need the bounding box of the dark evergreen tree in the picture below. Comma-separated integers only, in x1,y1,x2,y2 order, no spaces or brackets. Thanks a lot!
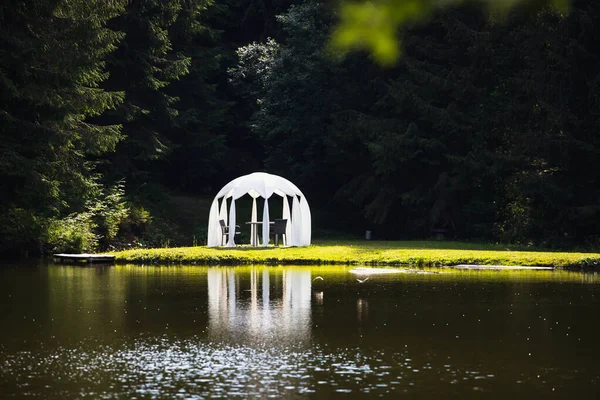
101,0,192,186
0,0,126,254
183,0,305,190
158,0,238,194
494,0,600,245
233,1,375,232
334,7,501,238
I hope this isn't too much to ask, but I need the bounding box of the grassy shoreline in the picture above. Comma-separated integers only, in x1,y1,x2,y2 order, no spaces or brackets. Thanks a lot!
113,240,600,269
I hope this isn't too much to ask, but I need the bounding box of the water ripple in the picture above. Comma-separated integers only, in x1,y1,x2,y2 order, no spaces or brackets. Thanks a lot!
0,337,504,398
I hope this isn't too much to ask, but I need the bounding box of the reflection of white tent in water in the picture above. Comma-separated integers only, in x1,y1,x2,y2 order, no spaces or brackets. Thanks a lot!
207,172,311,247
207,268,312,343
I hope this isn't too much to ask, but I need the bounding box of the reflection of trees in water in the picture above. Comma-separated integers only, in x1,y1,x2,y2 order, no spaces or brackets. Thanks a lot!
208,268,312,345
46,266,127,341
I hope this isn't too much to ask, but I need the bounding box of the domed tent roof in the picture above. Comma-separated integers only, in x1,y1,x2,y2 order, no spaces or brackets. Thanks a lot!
215,172,303,200
207,172,311,247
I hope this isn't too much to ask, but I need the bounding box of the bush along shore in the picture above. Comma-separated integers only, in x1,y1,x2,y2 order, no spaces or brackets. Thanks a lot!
112,240,600,269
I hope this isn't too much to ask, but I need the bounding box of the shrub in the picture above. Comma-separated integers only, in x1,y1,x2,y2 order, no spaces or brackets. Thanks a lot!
45,183,130,253
91,183,129,248
46,212,97,253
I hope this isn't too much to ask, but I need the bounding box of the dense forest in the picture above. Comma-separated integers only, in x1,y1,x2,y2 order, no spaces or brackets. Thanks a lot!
1,0,599,256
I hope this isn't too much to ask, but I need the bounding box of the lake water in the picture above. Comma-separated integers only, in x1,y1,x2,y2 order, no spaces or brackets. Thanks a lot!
1,264,599,399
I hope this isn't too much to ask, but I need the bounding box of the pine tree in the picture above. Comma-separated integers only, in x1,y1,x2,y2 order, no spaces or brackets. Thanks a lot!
100,0,192,186
0,0,126,253
325,6,501,238
158,0,233,193
494,0,600,244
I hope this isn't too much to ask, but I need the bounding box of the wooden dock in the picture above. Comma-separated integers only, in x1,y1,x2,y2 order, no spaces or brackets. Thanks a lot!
53,253,115,264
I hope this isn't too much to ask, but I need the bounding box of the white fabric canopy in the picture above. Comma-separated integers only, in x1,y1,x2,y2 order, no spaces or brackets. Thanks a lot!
207,172,312,247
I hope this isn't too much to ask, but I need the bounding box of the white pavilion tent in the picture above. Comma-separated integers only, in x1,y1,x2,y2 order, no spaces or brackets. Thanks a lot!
207,172,311,247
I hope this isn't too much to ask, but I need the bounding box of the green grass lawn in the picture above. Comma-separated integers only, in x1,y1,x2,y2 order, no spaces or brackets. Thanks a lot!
113,240,600,269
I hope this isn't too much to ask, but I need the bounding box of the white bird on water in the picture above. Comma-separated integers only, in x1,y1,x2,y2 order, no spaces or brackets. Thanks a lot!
313,276,324,281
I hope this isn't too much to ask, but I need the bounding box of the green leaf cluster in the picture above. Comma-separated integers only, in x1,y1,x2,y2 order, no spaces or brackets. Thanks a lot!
331,0,571,64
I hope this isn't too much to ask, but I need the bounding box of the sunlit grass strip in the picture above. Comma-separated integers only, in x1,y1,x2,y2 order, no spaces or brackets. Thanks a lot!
113,240,600,269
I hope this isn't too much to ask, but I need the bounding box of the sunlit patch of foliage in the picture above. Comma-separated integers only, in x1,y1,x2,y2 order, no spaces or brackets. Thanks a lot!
330,0,571,64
